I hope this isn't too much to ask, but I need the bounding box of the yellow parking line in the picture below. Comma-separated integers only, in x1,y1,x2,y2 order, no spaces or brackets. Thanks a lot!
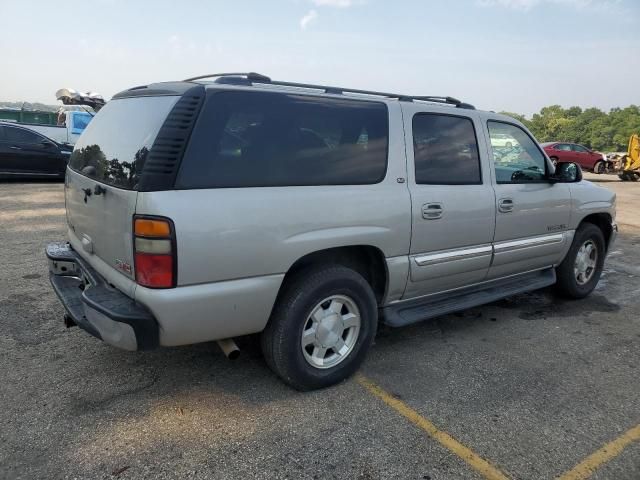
356,374,511,480
557,423,640,480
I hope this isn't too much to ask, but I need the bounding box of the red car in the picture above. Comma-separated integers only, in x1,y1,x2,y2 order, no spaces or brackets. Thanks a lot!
541,142,608,173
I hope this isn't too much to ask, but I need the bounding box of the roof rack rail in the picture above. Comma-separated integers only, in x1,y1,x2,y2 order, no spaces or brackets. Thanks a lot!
183,72,475,109
182,72,271,82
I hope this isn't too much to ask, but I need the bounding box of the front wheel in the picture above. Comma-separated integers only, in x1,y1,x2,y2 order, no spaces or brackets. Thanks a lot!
593,160,605,174
555,223,605,299
261,265,377,390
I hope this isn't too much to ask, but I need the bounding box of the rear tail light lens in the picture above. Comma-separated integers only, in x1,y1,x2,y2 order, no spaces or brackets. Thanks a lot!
133,216,176,288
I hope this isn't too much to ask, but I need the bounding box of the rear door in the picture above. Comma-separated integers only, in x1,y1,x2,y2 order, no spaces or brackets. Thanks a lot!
487,120,572,279
402,106,495,298
554,143,573,163
65,94,180,294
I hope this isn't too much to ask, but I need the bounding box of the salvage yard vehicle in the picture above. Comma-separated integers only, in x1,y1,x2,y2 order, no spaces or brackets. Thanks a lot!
541,142,609,173
46,73,617,390
0,122,73,179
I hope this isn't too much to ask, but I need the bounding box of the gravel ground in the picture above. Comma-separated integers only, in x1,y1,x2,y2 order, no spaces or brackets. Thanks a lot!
0,174,638,480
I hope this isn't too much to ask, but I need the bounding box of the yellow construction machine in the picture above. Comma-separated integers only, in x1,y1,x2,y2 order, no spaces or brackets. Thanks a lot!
617,134,640,181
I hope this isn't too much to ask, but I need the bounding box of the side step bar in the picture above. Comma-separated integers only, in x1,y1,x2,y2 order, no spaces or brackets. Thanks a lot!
381,268,556,328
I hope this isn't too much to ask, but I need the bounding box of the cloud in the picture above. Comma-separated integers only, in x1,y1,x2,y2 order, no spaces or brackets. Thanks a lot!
310,0,363,7
300,9,318,29
476,0,620,10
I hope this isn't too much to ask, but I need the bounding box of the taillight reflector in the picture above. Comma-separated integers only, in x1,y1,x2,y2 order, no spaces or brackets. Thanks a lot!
134,253,174,288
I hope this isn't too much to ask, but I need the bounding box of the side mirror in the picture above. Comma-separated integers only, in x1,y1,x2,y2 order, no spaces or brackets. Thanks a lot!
551,162,582,183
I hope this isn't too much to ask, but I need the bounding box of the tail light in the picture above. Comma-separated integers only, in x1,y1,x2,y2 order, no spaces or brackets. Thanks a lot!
133,216,176,288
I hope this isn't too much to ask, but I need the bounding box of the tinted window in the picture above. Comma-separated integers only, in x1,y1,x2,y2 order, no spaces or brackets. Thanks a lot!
412,114,481,185
555,144,572,151
176,91,388,188
572,144,588,153
5,127,42,144
69,96,179,190
488,121,547,183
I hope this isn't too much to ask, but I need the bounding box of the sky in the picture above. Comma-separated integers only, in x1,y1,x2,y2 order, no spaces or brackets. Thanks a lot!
1,0,638,116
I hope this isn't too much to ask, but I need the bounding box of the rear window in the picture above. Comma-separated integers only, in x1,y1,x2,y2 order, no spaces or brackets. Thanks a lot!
176,90,388,188
69,96,179,189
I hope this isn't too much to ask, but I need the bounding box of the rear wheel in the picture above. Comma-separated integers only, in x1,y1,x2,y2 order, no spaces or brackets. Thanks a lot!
555,223,605,299
261,265,377,390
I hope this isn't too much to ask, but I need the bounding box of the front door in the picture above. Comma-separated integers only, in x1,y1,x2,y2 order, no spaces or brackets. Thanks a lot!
486,120,572,279
4,126,59,175
403,107,496,299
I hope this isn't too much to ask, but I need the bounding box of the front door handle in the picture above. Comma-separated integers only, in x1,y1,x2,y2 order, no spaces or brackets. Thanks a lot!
498,198,514,213
422,202,443,220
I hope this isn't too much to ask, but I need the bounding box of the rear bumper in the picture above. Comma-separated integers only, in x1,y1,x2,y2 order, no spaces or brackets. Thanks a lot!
46,242,159,351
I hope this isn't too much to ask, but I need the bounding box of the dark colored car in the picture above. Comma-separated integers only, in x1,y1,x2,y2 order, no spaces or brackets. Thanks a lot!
0,122,73,179
541,142,607,173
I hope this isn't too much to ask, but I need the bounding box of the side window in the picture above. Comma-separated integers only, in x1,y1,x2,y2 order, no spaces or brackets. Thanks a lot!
177,91,389,188
556,144,571,151
5,127,42,145
0,126,5,142
488,121,547,184
412,114,481,185
572,144,588,153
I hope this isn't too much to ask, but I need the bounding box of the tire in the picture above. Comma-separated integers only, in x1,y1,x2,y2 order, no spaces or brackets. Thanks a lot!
555,223,605,299
593,160,605,174
261,265,378,390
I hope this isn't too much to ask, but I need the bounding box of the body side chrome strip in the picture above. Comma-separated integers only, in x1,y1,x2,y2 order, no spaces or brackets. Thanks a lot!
414,245,493,267
493,233,566,253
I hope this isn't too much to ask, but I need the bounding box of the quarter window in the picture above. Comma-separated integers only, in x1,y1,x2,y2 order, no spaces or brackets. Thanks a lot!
412,114,481,185
488,121,547,184
176,91,389,188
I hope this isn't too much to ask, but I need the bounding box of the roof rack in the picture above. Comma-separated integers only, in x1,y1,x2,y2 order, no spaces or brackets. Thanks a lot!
182,72,475,109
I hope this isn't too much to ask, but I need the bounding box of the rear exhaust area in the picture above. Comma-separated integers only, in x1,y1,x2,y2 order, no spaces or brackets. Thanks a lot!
217,338,240,360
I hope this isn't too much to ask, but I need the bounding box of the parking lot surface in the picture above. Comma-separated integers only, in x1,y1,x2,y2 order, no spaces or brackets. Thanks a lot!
1,174,639,479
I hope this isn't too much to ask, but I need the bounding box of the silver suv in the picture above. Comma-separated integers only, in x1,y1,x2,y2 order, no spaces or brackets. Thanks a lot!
47,72,617,390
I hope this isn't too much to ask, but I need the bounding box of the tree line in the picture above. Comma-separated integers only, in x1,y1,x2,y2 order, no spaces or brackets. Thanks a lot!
501,105,640,153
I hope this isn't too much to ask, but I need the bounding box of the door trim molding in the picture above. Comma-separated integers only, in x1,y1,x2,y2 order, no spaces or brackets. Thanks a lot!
414,244,493,266
493,233,565,253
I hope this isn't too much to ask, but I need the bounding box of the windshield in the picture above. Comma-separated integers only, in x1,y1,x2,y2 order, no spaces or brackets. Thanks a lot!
68,95,179,189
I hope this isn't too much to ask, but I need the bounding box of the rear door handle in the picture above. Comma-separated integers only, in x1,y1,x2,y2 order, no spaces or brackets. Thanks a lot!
498,198,514,213
422,202,443,220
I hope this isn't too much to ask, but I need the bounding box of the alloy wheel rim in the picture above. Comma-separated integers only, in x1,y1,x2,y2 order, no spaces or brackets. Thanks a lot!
574,240,598,285
301,295,361,369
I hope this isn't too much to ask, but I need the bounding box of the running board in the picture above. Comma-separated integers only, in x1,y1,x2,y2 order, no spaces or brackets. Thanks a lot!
381,268,556,328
